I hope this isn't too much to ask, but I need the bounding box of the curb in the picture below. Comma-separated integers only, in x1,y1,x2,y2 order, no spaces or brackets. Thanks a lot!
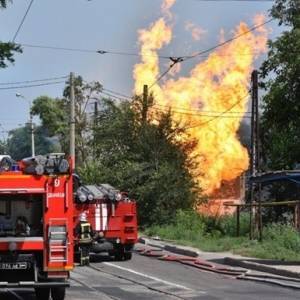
138,237,199,257
224,257,300,279
238,275,300,290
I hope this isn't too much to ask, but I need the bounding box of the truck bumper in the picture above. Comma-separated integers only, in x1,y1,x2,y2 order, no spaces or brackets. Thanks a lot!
0,281,70,288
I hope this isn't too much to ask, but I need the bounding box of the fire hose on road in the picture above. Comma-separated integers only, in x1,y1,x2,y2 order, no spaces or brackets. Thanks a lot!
136,247,247,276
136,243,300,289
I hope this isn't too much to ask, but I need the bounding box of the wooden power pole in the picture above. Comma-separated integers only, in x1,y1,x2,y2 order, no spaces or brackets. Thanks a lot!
69,72,75,170
250,69,262,240
142,84,149,124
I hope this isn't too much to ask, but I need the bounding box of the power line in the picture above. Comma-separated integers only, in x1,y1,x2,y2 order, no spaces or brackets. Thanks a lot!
18,43,172,60
12,0,35,42
102,88,132,100
14,43,268,60
0,75,68,86
147,18,273,89
100,86,251,119
183,18,273,61
149,57,184,89
192,0,273,2
0,81,65,90
153,102,251,114
186,93,250,128
152,105,251,118
96,90,251,120
100,91,128,102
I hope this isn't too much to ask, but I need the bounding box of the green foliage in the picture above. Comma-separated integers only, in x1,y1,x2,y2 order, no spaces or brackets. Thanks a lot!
260,0,300,170
7,126,59,160
235,224,300,261
31,77,102,165
0,42,22,69
0,1,22,68
218,213,250,237
0,0,11,8
0,140,7,154
80,96,202,226
146,210,250,239
146,210,300,261
31,96,67,137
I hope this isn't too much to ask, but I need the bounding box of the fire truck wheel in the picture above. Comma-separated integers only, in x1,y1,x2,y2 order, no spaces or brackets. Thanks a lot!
124,252,132,261
51,286,66,300
114,245,124,261
35,287,50,300
114,251,124,261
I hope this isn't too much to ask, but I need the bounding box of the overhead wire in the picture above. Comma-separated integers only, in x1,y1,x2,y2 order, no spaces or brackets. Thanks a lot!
152,106,251,118
185,92,251,128
182,18,273,62
152,102,251,114
102,88,132,100
12,0,35,42
146,18,273,91
0,75,68,86
191,0,273,2
0,81,66,90
12,17,272,65
18,43,172,60
15,43,268,59
99,86,251,119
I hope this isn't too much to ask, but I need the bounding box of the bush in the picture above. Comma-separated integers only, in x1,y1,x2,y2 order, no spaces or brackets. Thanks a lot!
144,210,300,261
219,212,250,237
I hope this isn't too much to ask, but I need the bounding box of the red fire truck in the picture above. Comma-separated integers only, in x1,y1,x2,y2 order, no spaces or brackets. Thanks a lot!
0,154,74,300
73,178,138,261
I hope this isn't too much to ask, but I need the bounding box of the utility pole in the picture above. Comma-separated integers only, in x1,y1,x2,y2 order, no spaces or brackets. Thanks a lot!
142,84,148,124
250,69,262,240
93,101,98,158
69,72,75,170
29,111,35,157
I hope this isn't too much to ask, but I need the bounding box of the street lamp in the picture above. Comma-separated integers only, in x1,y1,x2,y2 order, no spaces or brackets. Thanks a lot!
16,93,35,157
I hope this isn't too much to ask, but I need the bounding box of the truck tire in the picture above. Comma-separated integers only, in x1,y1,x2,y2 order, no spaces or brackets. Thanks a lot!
35,287,50,300
124,252,132,261
114,245,124,261
114,250,124,261
51,286,66,300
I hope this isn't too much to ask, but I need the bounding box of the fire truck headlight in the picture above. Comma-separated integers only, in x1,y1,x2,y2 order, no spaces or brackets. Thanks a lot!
9,242,17,252
116,238,120,244
115,193,122,201
87,194,94,201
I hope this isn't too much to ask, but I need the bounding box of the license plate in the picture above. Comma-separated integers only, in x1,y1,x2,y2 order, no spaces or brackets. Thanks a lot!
0,262,28,270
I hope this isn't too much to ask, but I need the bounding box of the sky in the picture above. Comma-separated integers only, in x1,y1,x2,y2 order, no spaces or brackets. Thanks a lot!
0,0,280,137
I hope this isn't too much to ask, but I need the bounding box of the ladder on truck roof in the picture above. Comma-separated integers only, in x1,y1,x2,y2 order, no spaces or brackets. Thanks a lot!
48,218,68,263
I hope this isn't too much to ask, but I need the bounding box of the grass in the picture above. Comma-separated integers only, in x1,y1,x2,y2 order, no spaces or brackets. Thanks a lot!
144,210,300,261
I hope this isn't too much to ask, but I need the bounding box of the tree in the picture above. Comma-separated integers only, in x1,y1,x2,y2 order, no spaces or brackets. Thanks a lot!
31,76,102,166
80,95,201,226
0,140,7,153
0,1,22,68
260,0,300,170
7,126,59,160
0,0,11,8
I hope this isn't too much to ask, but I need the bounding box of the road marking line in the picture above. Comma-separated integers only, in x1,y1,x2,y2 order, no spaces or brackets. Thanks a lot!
103,262,193,291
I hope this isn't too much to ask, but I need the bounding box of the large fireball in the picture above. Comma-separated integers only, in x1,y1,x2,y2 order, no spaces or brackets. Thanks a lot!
134,0,268,195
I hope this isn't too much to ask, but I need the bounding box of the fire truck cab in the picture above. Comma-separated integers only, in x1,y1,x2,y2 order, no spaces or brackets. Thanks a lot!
0,155,74,300
73,176,138,261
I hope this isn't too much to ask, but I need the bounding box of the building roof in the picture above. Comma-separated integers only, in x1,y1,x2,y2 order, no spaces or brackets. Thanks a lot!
250,170,300,185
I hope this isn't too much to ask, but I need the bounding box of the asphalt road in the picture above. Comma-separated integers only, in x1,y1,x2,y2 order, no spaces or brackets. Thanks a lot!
1,251,300,300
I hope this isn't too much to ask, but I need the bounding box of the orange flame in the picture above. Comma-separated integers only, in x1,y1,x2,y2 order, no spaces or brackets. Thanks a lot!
133,4,268,195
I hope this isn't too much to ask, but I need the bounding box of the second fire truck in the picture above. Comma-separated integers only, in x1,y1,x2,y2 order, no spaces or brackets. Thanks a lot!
73,177,138,262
